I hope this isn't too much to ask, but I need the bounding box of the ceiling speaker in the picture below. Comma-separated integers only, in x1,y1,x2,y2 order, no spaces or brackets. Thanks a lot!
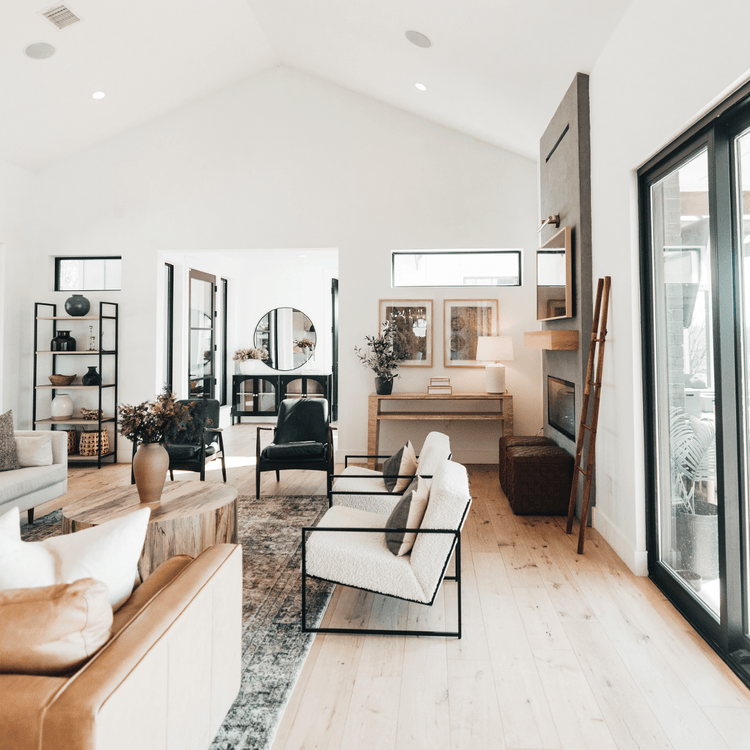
24,42,56,59
405,30,431,48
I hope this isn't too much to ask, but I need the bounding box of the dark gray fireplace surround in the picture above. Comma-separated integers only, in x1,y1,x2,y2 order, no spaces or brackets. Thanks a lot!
538,72,594,519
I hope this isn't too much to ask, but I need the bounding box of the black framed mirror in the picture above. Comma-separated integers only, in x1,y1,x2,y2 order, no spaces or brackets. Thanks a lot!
254,307,316,371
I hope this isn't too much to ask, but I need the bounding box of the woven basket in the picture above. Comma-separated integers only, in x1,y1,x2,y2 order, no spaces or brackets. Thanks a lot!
66,429,78,455
78,429,109,457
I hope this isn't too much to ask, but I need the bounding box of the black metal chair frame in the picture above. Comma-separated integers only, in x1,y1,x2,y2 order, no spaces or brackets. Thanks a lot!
301,525,462,638
129,426,227,484
256,424,335,502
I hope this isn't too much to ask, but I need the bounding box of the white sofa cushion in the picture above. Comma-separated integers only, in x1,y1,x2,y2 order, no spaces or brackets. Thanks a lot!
305,505,428,603
0,464,67,506
0,506,151,611
15,434,53,467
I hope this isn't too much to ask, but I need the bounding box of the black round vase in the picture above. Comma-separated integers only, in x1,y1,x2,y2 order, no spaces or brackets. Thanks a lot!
51,330,76,351
65,294,91,317
82,366,101,386
374,376,393,395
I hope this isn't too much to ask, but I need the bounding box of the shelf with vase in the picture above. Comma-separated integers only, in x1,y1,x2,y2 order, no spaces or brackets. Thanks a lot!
32,300,119,468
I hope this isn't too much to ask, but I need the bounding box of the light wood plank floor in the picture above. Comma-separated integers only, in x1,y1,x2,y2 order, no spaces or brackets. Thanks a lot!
36,423,750,750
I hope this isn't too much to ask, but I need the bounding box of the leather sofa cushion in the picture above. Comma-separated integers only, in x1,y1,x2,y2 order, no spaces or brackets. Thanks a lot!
0,578,112,676
112,554,193,636
263,441,325,460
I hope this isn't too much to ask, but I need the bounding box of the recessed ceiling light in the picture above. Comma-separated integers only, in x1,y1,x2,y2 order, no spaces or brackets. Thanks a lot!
405,30,431,48
415,83,428,92
24,42,55,60
92,91,105,100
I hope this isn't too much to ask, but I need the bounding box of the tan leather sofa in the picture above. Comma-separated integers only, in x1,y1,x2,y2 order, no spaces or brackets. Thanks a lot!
0,544,242,750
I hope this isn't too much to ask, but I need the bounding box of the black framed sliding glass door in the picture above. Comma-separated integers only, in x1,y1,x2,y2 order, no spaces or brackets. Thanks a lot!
640,92,750,685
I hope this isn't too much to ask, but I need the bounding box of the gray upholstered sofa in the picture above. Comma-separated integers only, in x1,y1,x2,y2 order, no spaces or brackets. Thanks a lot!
0,431,68,522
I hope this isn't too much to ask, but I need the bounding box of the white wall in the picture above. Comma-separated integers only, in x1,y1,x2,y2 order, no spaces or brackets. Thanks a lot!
9,65,540,463
589,0,750,573
0,159,36,413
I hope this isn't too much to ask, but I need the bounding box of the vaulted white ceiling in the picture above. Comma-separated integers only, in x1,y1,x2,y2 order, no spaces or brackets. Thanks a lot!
2,0,633,171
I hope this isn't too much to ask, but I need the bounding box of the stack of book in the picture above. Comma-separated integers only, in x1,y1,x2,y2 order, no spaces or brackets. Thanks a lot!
428,377,452,395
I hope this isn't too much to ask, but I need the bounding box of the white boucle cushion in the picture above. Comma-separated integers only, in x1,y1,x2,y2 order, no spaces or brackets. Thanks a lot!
415,432,451,478
0,505,151,611
410,460,471,602
331,466,402,515
15,434,53,467
385,476,432,556
0,506,20,541
0,464,67,506
305,505,428,603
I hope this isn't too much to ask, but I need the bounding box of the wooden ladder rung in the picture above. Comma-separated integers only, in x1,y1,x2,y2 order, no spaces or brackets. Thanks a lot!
566,276,611,553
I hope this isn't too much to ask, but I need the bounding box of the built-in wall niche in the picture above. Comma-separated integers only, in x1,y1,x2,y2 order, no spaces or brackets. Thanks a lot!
537,226,573,321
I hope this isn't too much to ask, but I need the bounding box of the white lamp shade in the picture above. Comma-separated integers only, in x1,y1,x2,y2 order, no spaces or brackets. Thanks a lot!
475,336,514,362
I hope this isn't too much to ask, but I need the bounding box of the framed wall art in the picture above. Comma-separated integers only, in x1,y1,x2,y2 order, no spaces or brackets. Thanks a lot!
379,299,432,366
443,299,498,367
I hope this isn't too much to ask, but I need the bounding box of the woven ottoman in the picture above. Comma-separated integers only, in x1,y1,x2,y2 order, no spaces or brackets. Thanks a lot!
505,444,573,515
499,435,555,492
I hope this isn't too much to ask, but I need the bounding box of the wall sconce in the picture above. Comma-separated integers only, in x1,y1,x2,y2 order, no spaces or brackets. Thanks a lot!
475,336,514,393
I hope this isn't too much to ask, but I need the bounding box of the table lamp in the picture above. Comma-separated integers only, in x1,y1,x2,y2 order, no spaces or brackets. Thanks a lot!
475,336,514,393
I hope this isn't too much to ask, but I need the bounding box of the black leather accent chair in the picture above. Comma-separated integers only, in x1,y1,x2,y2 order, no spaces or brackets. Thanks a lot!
165,398,226,482
256,397,333,499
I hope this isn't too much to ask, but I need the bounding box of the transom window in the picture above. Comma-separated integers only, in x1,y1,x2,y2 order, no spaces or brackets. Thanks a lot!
391,250,522,287
55,256,122,291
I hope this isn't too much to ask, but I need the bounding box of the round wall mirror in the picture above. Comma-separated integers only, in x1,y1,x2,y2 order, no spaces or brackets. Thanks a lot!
254,307,316,371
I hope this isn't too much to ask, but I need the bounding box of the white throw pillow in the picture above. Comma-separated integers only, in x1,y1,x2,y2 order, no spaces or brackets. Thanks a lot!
0,506,151,611
0,506,21,541
15,434,53,467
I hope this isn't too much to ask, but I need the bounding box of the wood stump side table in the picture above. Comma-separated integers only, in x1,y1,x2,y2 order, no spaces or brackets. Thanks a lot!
62,481,238,580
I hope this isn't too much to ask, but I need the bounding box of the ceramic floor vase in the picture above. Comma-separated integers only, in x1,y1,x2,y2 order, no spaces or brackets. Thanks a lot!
132,442,170,504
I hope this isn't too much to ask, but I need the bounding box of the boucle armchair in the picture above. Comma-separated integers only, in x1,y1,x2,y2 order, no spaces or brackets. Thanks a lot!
302,459,470,637
329,431,451,514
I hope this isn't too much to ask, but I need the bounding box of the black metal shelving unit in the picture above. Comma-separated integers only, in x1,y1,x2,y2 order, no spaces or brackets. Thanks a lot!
33,301,119,468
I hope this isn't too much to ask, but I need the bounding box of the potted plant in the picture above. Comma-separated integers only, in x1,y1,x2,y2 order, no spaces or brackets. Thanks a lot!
355,320,408,395
670,406,718,582
118,390,195,503
233,347,269,375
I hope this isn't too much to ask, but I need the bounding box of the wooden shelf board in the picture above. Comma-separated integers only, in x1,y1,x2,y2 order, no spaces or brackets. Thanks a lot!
35,418,115,426
523,330,579,350
68,453,116,462
36,316,101,321
378,412,505,421
36,350,114,355
371,392,511,400
36,384,115,389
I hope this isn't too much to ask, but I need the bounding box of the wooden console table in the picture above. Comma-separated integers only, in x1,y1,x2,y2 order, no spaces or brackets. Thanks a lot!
367,392,513,468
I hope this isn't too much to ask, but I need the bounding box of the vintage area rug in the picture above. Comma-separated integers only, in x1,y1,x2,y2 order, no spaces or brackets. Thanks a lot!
21,493,333,750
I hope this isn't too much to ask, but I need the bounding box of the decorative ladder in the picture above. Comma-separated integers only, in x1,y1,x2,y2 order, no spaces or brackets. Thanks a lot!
566,276,611,553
